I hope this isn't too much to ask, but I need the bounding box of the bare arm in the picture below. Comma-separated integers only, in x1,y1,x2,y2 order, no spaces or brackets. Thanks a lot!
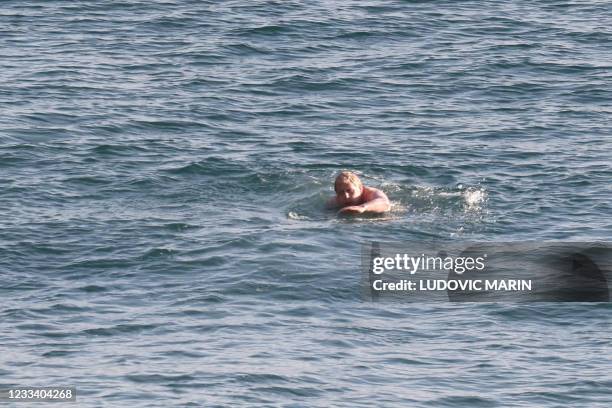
360,188,391,213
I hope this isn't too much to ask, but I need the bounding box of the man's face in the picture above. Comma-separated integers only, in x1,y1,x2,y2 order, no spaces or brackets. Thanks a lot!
335,181,362,206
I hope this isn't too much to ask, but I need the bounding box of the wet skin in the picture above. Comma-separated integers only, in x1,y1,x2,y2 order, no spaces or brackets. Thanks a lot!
329,181,390,214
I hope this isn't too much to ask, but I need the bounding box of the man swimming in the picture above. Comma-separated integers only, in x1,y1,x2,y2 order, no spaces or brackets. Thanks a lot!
327,171,391,214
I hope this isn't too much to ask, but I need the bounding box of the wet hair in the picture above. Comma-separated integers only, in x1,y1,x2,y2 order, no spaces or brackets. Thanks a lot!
334,171,363,193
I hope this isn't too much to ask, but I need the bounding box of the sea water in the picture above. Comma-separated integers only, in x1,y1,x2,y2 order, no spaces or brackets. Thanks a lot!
1,1,611,406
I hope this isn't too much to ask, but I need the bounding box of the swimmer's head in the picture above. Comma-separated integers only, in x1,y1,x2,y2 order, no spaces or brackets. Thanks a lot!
334,171,363,206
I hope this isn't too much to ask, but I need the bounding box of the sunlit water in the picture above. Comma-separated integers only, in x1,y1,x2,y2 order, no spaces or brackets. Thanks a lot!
1,1,611,406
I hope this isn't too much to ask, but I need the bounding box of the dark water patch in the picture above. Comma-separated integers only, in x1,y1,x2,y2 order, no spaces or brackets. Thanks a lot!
63,258,137,271
16,323,57,331
165,308,207,317
79,123,126,135
1,279,50,292
428,395,497,408
161,157,249,177
566,30,612,44
251,385,323,398
161,349,208,359
384,356,432,366
42,303,93,314
0,142,39,151
158,222,200,232
11,241,74,255
175,254,231,269
89,144,150,157
2,1,611,405
169,294,227,307
82,323,159,337
62,175,114,186
28,68,84,78
332,29,390,40
233,372,289,384
177,238,256,258
1,308,41,321
526,60,611,75
116,174,181,190
130,119,212,131
140,247,176,260
558,174,594,187
4,127,72,142
265,73,366,92
37,331,75,339
125,373,196,384
0,154,33,167
78,285,108,293
236,24,293,37
138,15,203,30
41,350,76,358
223,42,272,56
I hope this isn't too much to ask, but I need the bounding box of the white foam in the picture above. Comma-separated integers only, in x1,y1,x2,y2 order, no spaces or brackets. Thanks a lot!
380,181,403,193
287,211,310,220
438,191,462,197
463,188,486,209
389,201,408,213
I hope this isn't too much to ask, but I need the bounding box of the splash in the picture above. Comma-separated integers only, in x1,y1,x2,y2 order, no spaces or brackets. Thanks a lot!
402,184,488,215
287,211,311,220
281,171,487,224
463,188,487,211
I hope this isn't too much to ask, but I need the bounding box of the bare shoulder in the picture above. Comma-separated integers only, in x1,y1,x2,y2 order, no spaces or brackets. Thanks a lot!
363,186,389,201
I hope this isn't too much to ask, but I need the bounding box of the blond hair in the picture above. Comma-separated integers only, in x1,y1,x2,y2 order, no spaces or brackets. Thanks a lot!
334,171,363,192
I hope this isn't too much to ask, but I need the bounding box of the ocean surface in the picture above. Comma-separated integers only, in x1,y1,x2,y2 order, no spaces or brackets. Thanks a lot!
1,0,611,406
